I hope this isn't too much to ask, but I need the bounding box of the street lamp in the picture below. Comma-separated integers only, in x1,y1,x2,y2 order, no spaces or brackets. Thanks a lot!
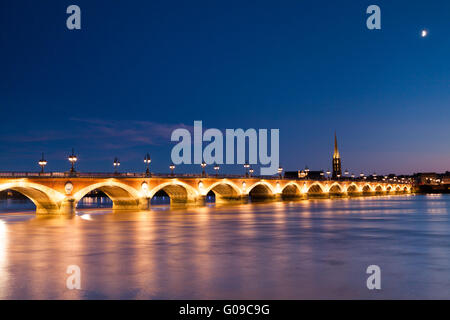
213,164,220,176
360,172,364,180
249,168,254,177
244,162,250,177
68,148,77,174
144,153,151,177
38,153,47,173
170,164,175,176
201,161,207,176
278,166,283,179
344,169,349,176
304,165,310,178
113,157,120,174
326,169,331,180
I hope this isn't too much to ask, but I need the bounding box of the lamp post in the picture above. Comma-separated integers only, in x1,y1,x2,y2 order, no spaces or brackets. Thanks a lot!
201,161,206,177
244,163,250,177
213,164,220,177
68,148,77,174
38,153,47,174
169,164,175,176
278,166,283,179
326,169,331,180
144,153,151,177
113,157,120,174
249,168,254,177
360,172,364,181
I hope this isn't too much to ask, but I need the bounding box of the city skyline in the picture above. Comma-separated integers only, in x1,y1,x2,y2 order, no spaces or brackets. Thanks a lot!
1,1,449,175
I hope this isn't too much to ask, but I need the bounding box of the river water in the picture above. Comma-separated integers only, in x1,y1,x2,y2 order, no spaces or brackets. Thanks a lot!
0,194,449,299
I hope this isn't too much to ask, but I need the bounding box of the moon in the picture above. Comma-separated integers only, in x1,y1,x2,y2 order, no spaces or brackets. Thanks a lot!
421,29,428,37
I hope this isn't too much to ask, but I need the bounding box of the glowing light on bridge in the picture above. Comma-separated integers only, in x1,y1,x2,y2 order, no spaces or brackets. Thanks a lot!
144,154,151,177
141,182,149,197
68,149,77,173
38,153,47,173
213,165,220,176
198,181,208,196
301,182,308,194
275,182,281,194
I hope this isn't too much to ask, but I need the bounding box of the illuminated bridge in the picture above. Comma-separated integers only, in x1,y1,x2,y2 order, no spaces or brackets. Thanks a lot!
0,172,413,215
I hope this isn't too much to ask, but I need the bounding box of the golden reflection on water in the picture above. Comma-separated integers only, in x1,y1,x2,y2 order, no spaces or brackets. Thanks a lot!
0,220,8,297
0,194,449,299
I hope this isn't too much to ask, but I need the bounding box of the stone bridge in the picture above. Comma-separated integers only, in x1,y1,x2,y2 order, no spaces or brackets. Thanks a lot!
0,173,412,215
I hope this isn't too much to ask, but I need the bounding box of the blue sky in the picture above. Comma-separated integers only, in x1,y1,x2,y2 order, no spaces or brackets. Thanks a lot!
0,0,449,175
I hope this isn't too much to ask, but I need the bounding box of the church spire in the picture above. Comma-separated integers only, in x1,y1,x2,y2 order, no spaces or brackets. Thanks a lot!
332,131,342,178
333,131,340,159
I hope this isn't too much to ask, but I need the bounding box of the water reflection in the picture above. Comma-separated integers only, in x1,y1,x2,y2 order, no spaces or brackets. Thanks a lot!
0,195,449,299
77,196,112,209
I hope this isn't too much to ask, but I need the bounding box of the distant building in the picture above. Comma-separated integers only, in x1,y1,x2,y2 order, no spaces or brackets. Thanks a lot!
284,171,300,179
284,170,324,180
332,132,342,178
413,172,450,193
417,173,440,185
307,170,325,180
443,173,450,185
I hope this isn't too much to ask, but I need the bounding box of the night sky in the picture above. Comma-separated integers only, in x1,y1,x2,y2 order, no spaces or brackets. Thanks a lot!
1,0,449,175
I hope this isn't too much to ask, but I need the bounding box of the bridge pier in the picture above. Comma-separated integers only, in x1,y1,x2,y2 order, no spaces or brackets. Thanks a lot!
32,199,77,216
139,197,151,210
111,199,143,211
58,199,76,215
215,195,246,204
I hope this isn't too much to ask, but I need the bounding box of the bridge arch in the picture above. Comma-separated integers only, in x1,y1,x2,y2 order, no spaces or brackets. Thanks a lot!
375,184,384,193
362,184,373,193
73,181,142,210
346,183,360,193
247,181,275,201
246,181,275,195
329,183,343,194
204,180,242,203
281,182,302,198
307,182,325,194
0,181,65,214
149,180,199,204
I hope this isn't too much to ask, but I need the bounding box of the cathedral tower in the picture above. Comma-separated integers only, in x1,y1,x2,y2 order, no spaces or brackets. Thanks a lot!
332,132,342,178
